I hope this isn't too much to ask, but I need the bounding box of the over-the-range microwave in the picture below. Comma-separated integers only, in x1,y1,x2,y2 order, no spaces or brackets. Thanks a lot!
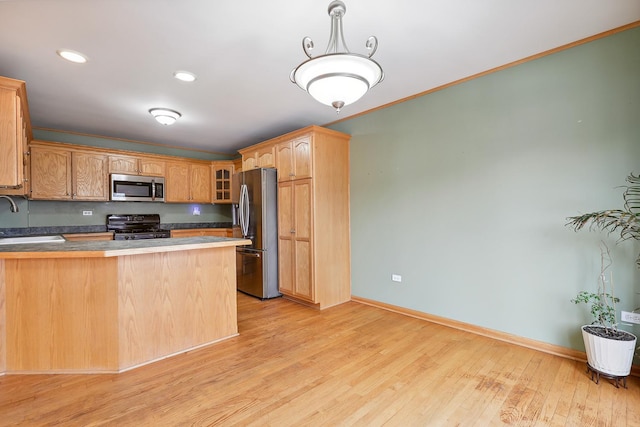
110,174,165,202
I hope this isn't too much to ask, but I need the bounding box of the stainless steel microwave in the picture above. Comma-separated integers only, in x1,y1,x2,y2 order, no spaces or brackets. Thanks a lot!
110,174,165,202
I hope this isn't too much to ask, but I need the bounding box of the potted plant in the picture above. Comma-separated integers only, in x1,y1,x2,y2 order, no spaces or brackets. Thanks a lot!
567,172,640,266
571,243,636,386
567,172,639,386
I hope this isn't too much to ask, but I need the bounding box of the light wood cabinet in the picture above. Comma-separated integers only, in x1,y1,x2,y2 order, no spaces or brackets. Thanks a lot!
109,154,165,177
171,228,232,238
278,179,314,301
30,144,71,200
232,157,242,173
73,151,109,200
30,143,108,201
275,135,312,182
240,144,275,170
0,76,32,195
1,243,241,373
165,162,189,202
166,161,211,203
190,163,213,202
212,161,234,203
62,232,114,241
244,126,351,309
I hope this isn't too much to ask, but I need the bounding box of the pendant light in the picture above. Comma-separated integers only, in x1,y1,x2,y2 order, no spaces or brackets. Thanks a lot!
290,0,384,113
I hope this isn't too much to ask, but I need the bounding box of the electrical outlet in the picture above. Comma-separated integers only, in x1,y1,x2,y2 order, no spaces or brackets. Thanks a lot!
192,206,201,216
621,311,640,324
82,210,92,216
391,274,402,282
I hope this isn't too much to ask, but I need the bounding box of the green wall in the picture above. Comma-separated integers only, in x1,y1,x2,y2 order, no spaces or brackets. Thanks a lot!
330,26,640,355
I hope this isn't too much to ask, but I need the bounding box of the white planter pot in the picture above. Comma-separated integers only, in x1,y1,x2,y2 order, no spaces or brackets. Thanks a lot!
582,325,637,377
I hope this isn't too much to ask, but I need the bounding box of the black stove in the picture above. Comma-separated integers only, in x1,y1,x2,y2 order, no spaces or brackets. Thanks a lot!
107,214,171,240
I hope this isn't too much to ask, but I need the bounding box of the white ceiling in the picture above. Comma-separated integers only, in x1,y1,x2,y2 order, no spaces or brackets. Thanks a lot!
1,0,639,155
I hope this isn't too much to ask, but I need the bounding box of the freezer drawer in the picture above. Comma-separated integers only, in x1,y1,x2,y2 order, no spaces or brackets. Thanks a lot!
236,248,280,299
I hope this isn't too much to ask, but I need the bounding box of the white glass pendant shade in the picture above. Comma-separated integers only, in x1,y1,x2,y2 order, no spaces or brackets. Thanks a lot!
308,75,368,109
149,108,181,125
292,53,383,111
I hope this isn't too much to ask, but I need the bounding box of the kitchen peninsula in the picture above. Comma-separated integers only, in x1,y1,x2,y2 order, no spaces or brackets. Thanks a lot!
0,236,250,374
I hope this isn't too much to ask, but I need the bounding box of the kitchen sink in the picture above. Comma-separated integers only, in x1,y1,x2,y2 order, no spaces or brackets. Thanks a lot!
0,235,66,245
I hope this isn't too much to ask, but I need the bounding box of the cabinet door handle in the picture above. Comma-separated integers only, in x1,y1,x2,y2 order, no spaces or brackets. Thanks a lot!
290,229,295,234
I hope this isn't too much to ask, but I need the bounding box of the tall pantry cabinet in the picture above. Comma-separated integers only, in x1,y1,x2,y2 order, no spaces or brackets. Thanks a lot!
239,126,351,309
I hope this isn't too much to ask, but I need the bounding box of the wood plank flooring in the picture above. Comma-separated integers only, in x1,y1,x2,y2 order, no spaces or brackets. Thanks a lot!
0,292,639,426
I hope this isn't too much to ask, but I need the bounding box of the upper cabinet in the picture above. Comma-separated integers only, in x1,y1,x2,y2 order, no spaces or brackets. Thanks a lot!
0,76,32,195
165,160,212,203
109,154,165,177
232,157,242,174
275,134,312,182
30,142,109,201
212,161,234,203
73,151,109,200
240,144,275,170
30,144,71,200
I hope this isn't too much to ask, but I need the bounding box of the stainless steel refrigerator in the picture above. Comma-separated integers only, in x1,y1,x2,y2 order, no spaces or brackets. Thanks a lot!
232,167,280,299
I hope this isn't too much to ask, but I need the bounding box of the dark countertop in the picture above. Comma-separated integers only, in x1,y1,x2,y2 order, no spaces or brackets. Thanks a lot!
0,222,234,238
0,236,251,259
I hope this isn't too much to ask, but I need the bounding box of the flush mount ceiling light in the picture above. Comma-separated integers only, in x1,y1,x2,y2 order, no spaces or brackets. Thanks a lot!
56,49,88,64
149,108,181,126
290,0,383,113
173,71,197,82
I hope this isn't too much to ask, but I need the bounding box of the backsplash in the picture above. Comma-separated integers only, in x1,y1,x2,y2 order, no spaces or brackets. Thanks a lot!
0,198,232,234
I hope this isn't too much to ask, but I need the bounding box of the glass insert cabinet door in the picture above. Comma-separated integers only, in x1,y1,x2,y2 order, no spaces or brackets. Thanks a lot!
213,163,234,203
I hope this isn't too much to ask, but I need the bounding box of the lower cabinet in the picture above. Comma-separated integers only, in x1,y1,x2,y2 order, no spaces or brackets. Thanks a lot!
278,179,314,302
170,228,232,238
62,232,114,241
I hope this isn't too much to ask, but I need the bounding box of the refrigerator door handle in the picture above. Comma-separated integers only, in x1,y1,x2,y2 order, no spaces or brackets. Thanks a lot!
240,184,250,238
237,250,261,258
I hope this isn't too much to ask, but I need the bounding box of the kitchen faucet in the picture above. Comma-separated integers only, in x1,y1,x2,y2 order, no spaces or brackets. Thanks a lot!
0,195,19,213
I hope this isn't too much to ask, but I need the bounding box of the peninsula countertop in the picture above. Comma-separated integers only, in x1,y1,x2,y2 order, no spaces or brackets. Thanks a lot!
0,236,251,259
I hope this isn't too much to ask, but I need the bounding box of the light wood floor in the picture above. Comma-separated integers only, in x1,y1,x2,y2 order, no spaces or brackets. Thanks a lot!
1,292,639,426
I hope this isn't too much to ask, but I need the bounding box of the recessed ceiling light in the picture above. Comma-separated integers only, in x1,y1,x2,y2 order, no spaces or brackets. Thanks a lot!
56,49,88,64
173,71,197,82
149,108,181,126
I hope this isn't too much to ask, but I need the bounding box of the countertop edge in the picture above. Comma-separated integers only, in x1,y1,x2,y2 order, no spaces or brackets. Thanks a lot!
0,237,252,259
